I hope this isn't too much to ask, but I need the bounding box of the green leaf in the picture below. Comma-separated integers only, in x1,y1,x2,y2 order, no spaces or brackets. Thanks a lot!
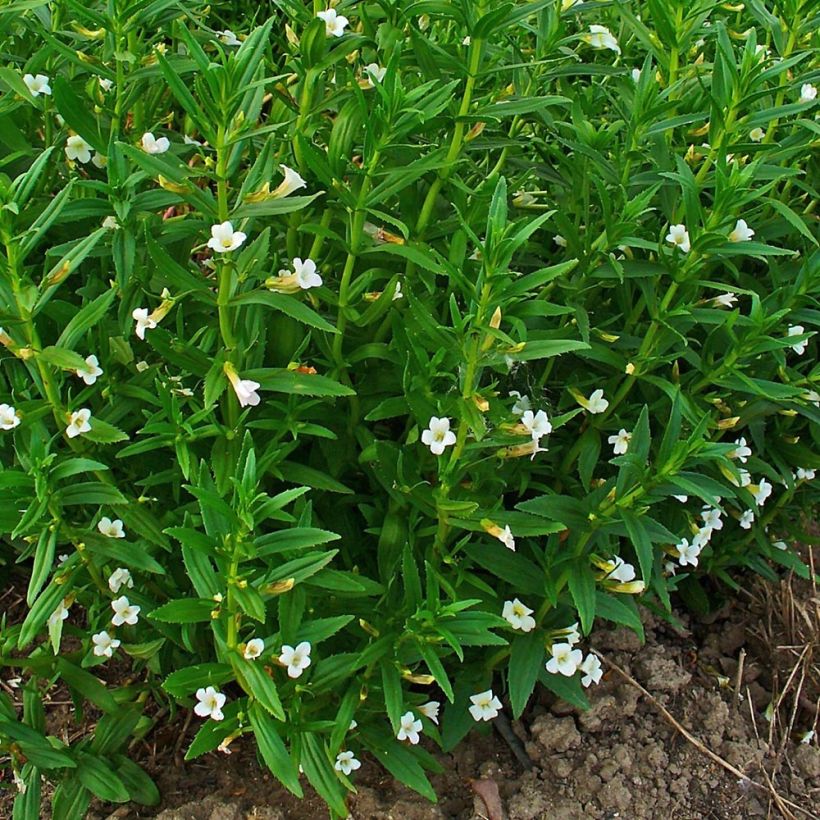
57,482,127,506
245,368,355,397
113,756,160,806
235,658,285,720
76,753,129,803
509,631,545,718
621,510,654,583
249,704,303,797
55,659,118,713
300,733,349,817
595,592,645,642
231,290,338,333
52,78,105,152
567,563,596,635
55,288,117,350
162,663,233,698
463,543,544,595
148,598,216,624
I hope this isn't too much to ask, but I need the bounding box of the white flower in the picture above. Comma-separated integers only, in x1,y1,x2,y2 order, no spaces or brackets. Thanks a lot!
91,152,107,169
421,416,457,455
273,165,307,198
47,601,70,627
805,390,820,407
502,599,536,632
739,509,755,530
693,527,712,549
796,467,816,481
787,325,807,355
580,653,603,688
293,257,322,290
141,132,170,154
497,525,516,551
729,436,752,463
418,701,440,725
317,8,349,37
23,73,51,96
76,354,103,385
728,219,754,243
392,281,403,300
713,292,738,308
462,35,471,46
608,556,636,583
798,83,817,104
65,135,92,164
278,641,311,678
0,404,21,430
334,750,361,776
99,78,114,92
564,622,581,645
583,24,620,54
665,224,690,253
217,29,241,46
801,730,816,745
132,308,158,340
753,478,772,506
108,567,133,593
243,638,265,660
673,494,688,503
194,686,226,721
468,690,502,722
111,595,140,626
92,630,121,658
729,468,751,488
749,127,765,142
98,517,125,539
509,391,531,416
554,234,567,248
66,408,91,438
521,409,552,441
631,68,641,83
364,63,386,86
207,221,247,253
546,643,583,676
676,537,701,567
581,388,609,415
608,428,632,455
701,507,724,531
772,540,788,551
396,711,422,744
227,371,261,408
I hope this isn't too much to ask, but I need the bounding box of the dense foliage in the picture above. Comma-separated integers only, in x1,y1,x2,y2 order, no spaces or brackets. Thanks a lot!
0,0,818,816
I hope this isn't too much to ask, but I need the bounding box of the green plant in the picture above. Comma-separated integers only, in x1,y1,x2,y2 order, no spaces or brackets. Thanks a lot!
0,0,818,816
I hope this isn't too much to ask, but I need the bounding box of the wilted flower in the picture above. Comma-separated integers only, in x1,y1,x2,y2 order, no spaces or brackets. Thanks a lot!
739,509,755,530
23,73,51,96
75,354,103,386
217,30,241,46
419,701,440,724
787,325,807,355
92,630,121,658
665,224,690,253
579,389,609,415
749,127,765,142
243,638,264,660
728,219,754,243
108,567,133,593
66,408,91,438
132,308,158,340
608,428,632,455
502,599,536,632
0,404,21,430
509,391,531,416
468,689,502,722
98,517,125,539
396,711,422,744
521,409,552,441
583,24,620,54
753,478,772,506
334,750,361,775
141,132,170,154
111,595,140,626
713,293,738,308
729,436,752,463
798,83,817,104
194,686,226,721
421,416,456,455
48,600,70,627
207,221,247,253
546,643,583,676
65,134,92,164
580,653,603,687
272,165,307,198
317,8,349,37
554,234,567,248
279,641,311,678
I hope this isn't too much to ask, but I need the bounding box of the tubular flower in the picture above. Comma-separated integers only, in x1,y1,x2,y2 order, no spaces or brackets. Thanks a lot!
23,73,51,96
419,701,440,724
421,416,456,455
728,219,754,243
111,595,140,626
0,404,21,430
272,165,307,198
546,643,583,676
798,83,817,104
267,257,322,293
194,686,226,721
317,8,349,37
334,751,361,776
665,224,690,253
92,631,121,658
76,354,103,385
66,409,91,438
739,509,755,530
701,506,724,531
502,599,536,632
65,134,92,163
207,221,247,253
675,537,701,567
141,132,170,154
509,391,531,416
583,25,620,54
243,638,264,660
396,711,422,744
98,517,125,538
787,325,807,355
278,641,312,678
578,388,609,415
468,690,502,722
224,363,261,408
363,63,386,87
608,428,632,455
132,308,157,340
580,653,603,687
752,478,772,506
713,293,737,308
108,567,133,593
728,436,752,463
217,30,241,46
520,409,552,442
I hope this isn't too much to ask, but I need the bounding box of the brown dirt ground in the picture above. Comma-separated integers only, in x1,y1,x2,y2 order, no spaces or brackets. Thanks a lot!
2,566,819,820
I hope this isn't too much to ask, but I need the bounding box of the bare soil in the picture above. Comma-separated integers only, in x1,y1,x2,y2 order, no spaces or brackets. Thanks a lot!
3,570,819,820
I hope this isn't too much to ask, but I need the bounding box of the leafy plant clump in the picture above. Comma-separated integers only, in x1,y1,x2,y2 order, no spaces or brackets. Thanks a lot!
0,0,818,816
